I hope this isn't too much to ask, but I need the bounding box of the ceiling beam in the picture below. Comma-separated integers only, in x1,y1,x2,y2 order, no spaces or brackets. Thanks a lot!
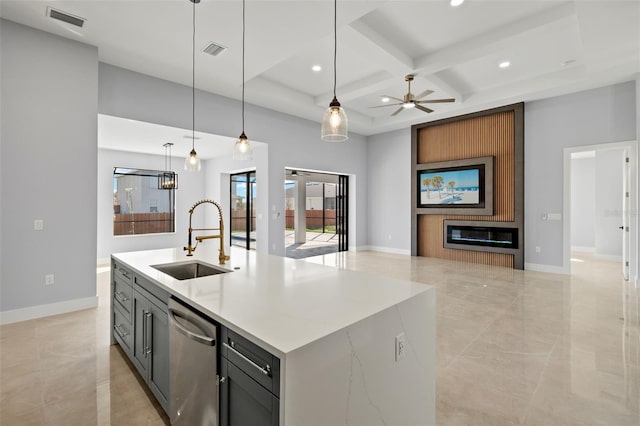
414,2,577,75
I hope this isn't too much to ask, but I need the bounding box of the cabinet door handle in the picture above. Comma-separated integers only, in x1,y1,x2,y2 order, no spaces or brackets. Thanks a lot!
223,342,271,376
142,309,148,358
115,291,129,302
114,323,128,338
119,267,130,279
145,312,153,355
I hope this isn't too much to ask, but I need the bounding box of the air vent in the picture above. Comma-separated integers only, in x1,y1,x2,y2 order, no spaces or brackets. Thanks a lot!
47,7,86,28
202,42,227,57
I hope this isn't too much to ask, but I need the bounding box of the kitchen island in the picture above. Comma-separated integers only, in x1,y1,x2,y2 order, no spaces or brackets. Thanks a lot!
111,246,435,426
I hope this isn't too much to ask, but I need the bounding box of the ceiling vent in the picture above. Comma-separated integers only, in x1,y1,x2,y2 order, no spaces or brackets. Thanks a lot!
47,7,86,28
202,42,227,57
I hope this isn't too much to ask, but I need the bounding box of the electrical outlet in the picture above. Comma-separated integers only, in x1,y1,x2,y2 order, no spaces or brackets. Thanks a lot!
34,219,44,230
45,274,54,285
395,332,406,362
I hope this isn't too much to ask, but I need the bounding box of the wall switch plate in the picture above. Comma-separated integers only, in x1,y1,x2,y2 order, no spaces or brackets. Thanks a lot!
395,332,406,362
34,219,44,230
535,246,541,253
45,274,54,285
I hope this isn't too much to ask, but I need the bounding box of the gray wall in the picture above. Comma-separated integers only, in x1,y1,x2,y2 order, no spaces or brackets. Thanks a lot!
595,149,624,258
525,81,636,268
97,148,206,260
98,63,368,256
570,156,596,250
366,128,411,253
1,20,98,311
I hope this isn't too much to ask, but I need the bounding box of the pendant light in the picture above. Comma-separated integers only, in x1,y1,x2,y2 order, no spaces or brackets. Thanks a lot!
321,0,348,142
185,0,202,172
159,142,179,189
233,0,253,160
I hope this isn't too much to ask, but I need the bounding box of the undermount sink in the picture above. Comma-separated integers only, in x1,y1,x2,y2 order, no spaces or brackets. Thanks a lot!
151,261,232,280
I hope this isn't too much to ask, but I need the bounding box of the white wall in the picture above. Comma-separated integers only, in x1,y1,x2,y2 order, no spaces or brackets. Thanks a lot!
98,63,369,256
595,149,625,259
570,156,596,250
366,128,411,254
97,148,206,260
525,81,636,270
1,20,98,319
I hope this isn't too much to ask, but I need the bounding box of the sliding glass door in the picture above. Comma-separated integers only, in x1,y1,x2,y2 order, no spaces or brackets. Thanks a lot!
230,171,256,250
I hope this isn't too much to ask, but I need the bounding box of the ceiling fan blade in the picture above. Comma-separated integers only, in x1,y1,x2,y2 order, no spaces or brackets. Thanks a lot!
391,107,404,116
382,95,404,102
368,103,403,108
415,104,434,114
416,98,456,104
414,89,434,100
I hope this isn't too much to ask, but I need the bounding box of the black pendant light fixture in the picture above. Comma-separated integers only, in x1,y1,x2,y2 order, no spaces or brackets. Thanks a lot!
185,0,202,172
233,0,253,160
159,142,178,189
321,0,348,142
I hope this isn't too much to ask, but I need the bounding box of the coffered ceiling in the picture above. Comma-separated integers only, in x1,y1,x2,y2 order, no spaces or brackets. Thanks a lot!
2,1,639,137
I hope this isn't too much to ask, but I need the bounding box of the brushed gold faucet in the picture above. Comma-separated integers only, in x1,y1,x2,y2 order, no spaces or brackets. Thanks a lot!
184,199,230,265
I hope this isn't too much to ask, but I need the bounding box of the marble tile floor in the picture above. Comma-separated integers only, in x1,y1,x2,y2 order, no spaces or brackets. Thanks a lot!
1,252,638,425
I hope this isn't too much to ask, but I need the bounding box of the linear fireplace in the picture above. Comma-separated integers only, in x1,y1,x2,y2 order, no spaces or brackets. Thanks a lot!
444,220,519,254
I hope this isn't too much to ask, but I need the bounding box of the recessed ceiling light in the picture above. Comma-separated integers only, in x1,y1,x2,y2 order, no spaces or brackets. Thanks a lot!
381,96,390,103
312,65,322,72
450,0,464,6
499,61,511,69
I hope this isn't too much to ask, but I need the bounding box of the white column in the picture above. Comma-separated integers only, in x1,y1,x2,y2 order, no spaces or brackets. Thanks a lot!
294,177,307,244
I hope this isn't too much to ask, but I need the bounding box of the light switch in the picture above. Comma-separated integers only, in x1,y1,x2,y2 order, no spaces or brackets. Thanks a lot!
34,219,44,230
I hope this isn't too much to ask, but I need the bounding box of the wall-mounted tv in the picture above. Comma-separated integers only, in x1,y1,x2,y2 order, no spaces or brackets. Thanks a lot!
416,156,494,215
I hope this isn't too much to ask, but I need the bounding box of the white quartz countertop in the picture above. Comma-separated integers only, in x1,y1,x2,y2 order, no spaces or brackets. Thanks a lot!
112,246,431,356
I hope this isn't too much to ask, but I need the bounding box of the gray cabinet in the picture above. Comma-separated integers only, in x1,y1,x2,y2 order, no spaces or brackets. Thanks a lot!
131,275,170,414
112,259,134,355
220,328,280,426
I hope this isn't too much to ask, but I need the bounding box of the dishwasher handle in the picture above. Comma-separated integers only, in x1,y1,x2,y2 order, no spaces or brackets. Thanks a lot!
168,308,216,346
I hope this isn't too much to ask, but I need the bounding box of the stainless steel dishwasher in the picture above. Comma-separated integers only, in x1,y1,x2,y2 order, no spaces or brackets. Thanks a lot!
168,297,218,426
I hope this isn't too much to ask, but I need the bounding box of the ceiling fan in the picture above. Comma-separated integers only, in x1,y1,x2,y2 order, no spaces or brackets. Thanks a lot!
370,74,455,116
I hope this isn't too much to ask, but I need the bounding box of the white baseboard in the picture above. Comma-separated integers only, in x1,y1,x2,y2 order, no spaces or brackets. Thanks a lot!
571,246,595,253
0,296,99,325
524,262,569,275
593,253,623,262
363,245,411,256
97,257,110,267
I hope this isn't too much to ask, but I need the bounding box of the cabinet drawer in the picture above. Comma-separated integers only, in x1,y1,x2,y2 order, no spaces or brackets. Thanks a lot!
113,260,133,285
134,274,170,305
113,308,133,353
221,328,280,397
113,276,133,321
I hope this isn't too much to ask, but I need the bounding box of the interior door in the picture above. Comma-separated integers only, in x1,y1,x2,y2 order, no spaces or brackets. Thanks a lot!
622,149,630,281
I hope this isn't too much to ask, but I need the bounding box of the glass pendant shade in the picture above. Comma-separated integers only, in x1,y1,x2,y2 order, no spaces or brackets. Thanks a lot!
184,148,201,172
321,97,348,142
233,132,253,161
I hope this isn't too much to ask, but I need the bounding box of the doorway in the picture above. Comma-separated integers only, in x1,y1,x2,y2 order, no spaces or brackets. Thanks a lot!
230,171,256,250
284,168,348,259
565,141,637,280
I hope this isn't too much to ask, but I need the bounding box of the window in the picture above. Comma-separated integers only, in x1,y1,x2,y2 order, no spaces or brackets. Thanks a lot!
113,168,175,236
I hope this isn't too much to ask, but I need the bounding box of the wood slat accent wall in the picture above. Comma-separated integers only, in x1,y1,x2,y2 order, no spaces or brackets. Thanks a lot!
416,110,516,268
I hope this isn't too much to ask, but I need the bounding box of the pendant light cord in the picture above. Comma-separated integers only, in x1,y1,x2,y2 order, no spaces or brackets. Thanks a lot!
333,0,337,98
192,0,196,150
242,0,246,132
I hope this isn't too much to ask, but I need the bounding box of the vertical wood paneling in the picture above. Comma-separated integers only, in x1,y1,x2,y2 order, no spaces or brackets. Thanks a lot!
416,111,515,268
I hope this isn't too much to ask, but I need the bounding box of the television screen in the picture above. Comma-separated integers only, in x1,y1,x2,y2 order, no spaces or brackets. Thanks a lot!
418,165,484,207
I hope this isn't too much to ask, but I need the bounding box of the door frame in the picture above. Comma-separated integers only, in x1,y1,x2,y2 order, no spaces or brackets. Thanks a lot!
563,140,637,279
